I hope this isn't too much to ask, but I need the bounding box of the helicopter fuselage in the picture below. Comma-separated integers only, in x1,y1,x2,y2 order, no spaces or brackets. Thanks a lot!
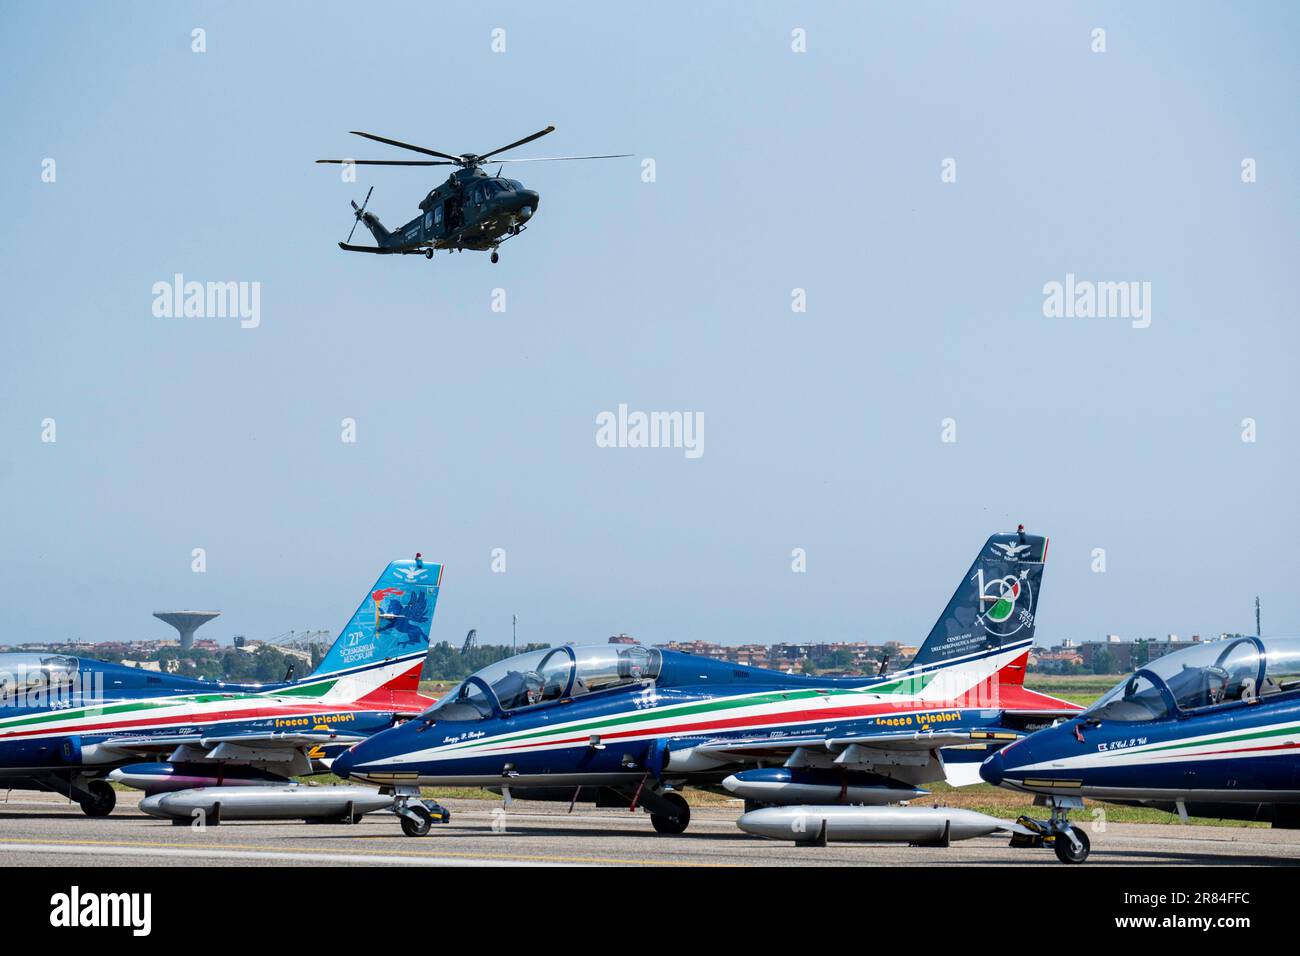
371,168,539,256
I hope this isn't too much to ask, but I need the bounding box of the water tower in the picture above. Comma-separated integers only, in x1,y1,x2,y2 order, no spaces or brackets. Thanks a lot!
153,610,220,650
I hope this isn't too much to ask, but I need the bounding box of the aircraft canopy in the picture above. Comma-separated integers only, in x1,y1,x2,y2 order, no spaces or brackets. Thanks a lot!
422,643,662,722
0,653,80,699
1087,636,1300,722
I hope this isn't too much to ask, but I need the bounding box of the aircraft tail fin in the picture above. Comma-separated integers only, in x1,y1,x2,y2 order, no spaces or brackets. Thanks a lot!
908,528,1047,672
308,558,442,682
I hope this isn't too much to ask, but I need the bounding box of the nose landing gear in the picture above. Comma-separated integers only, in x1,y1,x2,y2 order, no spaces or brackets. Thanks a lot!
1009,795,1091,864
386,785,451,837
490,250,499,264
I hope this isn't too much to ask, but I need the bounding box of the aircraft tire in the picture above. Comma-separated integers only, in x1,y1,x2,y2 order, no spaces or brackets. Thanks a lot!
651,792,690,835
79,780,116,818
1052,826,1090,864
400,806,434,837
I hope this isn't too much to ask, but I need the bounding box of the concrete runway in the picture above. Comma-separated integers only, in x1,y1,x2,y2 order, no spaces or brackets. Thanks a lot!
2,790,1298,866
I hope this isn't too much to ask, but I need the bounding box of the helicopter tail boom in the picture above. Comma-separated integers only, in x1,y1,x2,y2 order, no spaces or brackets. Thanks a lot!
345,190,393,247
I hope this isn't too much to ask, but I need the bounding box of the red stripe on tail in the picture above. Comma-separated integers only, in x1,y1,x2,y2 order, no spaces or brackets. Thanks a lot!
352,661,435,714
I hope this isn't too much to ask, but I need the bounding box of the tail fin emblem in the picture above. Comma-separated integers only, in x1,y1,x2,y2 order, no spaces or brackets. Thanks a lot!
991,541,1031,559
974,567,1034,637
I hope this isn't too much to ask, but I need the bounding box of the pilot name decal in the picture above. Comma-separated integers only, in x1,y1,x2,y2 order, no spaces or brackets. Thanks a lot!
443,729,487,745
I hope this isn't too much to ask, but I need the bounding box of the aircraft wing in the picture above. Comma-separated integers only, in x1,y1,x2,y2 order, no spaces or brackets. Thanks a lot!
96,730,363,751
694,728,1018,760
98,734,202,750
689,728,1024,787
92,730,365,778
197,731,367,749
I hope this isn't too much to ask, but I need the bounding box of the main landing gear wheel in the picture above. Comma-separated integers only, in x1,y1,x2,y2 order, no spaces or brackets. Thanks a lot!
490,251,499,264
651,792,690,835
79,780,116,818
1053,826,1090,864
425,249,434,260
400,805,434,837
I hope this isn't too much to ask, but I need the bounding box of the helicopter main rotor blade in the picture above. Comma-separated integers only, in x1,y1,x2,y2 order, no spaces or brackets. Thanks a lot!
490,154,633,163
348,131,463,163
475,126,556,162
316,159,456,166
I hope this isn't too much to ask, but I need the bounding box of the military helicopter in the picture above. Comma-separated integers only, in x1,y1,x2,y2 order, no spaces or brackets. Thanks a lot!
316,126,629,264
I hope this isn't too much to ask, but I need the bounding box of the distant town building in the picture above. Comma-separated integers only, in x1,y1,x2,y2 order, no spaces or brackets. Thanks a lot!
1077,635,1203,672
1028,649,1084,673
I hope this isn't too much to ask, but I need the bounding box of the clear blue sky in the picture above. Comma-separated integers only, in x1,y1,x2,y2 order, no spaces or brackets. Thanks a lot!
2,1,1297,649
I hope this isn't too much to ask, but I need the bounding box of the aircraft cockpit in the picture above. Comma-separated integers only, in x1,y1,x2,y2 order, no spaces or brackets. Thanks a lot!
1085,636,1300,723
0,653,80,700
420,644,662,724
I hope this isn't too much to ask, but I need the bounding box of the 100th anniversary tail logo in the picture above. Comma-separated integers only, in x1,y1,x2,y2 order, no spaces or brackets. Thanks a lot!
50,886,151,936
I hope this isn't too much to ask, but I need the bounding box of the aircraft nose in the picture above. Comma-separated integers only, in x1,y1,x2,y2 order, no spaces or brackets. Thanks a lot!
332,746,357,780
979,749,1005,786
515,190,540,220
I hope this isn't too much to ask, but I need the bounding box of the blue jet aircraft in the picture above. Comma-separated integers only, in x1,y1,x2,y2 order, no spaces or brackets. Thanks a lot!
0,558,443,817
981,634,1300,863
334,529,1081,835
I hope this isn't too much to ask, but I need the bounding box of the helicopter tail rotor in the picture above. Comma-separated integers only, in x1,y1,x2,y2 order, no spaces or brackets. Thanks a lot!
346,185,374,244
